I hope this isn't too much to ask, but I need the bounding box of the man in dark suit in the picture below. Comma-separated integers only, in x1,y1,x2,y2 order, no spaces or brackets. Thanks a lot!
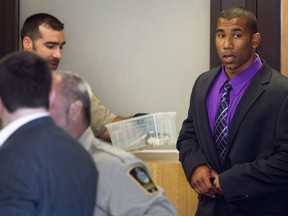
177,7,288,216
0,51,98,216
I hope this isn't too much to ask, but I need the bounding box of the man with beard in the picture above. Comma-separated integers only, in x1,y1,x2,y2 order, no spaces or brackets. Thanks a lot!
20,13,65,70
20,13,136,142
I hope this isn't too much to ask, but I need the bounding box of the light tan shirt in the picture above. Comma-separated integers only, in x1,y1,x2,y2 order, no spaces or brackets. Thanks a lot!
84,81,116,136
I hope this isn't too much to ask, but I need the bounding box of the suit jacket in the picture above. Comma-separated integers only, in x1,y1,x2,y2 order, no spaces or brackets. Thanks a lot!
0,117,98,216
177,62,288,216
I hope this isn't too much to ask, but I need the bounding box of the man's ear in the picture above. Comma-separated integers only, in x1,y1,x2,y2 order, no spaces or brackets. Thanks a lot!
0,98,4,112
252,33,261,49
22,36,33,51
69,100,83,121
0,98,8,120
49,89,56,109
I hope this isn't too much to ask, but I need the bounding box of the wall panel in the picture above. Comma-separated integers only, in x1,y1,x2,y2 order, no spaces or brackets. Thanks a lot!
0,0,19,58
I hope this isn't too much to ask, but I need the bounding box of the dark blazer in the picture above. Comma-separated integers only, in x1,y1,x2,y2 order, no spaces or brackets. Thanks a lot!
0,116,98,216
177,63,288,216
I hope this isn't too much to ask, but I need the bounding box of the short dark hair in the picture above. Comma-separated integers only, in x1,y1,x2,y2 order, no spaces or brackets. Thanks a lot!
54,71,91,127
20,13,64,43
217,7,257,35
0,51,51,112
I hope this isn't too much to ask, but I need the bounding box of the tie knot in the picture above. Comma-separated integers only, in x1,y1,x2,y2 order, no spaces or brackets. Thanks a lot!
223,81,232,93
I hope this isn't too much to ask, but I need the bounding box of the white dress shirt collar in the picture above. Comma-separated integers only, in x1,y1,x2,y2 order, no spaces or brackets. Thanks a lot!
0,112,50,148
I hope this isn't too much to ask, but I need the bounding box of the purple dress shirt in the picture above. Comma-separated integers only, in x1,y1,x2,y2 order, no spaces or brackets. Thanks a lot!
207,54,263,134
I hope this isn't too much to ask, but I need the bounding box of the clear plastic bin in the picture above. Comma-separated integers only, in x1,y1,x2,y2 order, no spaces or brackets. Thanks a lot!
106,112,177,151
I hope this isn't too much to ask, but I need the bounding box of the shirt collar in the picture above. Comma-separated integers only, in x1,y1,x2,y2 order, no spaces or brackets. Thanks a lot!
0,112,50,148
78,126,95,152
219,54,262,95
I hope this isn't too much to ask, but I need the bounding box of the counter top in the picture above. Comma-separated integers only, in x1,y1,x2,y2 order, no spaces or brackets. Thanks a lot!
133,149,179,161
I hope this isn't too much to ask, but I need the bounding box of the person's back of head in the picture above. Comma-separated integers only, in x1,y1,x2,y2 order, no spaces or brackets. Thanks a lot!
0,51,51,113
20,13,64,47
50,71,91,137
217,6,257,35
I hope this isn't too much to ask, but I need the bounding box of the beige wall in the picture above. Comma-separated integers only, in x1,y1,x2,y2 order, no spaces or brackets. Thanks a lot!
282,0,288,76
20,0,210,136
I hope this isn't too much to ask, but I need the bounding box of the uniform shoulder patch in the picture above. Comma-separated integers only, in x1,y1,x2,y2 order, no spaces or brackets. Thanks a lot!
128,166,159,194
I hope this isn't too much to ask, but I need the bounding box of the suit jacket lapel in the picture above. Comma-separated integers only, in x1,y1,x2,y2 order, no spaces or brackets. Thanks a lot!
226,64,271,154
198,66,224,170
